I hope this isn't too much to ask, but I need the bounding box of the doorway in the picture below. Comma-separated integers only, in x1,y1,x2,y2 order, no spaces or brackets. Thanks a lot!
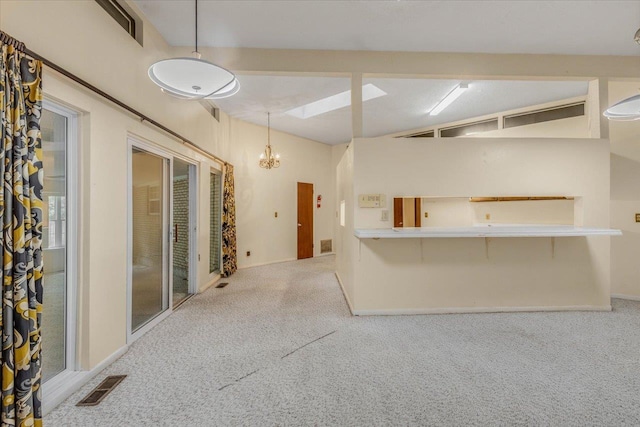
128,142,170,340
297,182,314,259
172,159,196,307
393,197,421,227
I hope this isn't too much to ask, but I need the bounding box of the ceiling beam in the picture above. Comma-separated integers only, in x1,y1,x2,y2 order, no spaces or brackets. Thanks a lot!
190,47,640,81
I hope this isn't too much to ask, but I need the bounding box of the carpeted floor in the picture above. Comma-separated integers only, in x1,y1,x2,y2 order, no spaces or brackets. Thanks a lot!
46,255,640,426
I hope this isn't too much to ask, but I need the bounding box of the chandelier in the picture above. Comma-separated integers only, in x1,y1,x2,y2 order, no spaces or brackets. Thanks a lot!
259,113,281,169
148,0,239,100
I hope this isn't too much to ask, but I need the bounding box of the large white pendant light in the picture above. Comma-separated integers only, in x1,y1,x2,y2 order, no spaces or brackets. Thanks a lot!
603,94,640,121
603,28,640,121
148,0,239,100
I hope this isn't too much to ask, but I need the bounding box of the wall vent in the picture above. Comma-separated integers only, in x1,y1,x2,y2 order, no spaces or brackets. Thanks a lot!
439,118,499,138
95,0,143,46
503,102,585,129
321,239,333,254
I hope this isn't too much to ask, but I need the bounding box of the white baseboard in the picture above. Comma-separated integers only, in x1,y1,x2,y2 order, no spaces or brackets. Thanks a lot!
239,258,297,269
611,293,640,302
42,345,129,415
353,305,612,316
238,253,335,270
334,271,354,315
200,273,221,293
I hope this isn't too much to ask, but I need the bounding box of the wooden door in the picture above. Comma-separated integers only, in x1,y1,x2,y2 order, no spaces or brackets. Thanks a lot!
297,182,314,259
414,197,422,227
393,198,403,227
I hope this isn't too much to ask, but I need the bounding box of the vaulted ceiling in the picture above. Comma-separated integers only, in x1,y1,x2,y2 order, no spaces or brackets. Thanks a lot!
133,1,636,144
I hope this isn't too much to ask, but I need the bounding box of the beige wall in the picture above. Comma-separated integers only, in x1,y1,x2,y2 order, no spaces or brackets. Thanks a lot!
609,81,640,297
335,144,356,309
1,0,335,370
337,137,611,313
228,118,335,268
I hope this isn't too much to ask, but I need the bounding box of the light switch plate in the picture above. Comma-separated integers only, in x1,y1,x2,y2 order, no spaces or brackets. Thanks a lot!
381,210,389,221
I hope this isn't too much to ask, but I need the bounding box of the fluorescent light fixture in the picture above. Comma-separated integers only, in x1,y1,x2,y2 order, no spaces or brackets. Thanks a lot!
429,83,469,116
286,84,387,119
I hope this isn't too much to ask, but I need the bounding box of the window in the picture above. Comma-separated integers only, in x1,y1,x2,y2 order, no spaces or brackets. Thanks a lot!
503,102,585,129
400,130,435,138
439,118,499,137
47,196,66,249
95,0,143,45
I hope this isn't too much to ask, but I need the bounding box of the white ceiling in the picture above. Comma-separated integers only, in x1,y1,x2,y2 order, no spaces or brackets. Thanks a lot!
134,1,603,144
134,0,640,56
214,76,588,145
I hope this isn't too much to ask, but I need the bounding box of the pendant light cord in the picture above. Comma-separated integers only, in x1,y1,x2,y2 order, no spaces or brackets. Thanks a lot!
195,0,199,53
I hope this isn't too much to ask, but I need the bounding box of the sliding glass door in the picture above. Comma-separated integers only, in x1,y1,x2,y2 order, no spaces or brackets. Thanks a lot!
41,101,77,384
209,171,222,274
130,145,169,334
172,159,196,306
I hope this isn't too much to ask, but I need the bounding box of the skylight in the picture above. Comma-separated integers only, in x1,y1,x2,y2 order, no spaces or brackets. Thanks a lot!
285,84,387,119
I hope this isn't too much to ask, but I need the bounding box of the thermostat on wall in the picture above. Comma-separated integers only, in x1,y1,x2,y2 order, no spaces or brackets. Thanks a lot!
358,194,386,208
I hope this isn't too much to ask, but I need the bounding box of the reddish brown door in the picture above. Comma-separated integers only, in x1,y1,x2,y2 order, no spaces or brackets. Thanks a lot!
297,182,314,259
393,198,403,227
414,197,421,227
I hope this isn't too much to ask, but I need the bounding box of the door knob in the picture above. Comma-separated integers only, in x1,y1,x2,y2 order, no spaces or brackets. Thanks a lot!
298,223,302,227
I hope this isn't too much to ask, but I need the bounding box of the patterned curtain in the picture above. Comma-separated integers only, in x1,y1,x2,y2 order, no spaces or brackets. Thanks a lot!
0,43,44,426
221,164,237,277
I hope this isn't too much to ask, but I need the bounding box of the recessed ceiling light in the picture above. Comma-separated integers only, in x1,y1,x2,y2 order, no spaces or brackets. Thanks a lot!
286,84,387,119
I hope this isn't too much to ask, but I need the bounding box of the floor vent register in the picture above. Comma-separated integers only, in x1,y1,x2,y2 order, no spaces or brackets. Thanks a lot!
76,375,127,406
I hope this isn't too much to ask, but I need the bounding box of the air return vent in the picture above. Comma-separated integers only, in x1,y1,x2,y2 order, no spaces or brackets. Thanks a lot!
321,239,333,254
504,102,585,129
77,375,126,406
439,118,499,138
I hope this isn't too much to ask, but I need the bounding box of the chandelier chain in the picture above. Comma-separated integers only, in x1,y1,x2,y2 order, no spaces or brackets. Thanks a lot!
260,112,281,169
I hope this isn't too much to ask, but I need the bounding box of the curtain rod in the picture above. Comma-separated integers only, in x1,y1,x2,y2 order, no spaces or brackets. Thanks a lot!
0,30,229,167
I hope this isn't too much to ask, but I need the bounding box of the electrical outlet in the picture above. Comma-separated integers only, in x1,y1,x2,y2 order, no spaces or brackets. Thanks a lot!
636,213,640,223
246,251,251,257
274,212,278,218
485,213,491,220
424,212,429,218
381,210,389,221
